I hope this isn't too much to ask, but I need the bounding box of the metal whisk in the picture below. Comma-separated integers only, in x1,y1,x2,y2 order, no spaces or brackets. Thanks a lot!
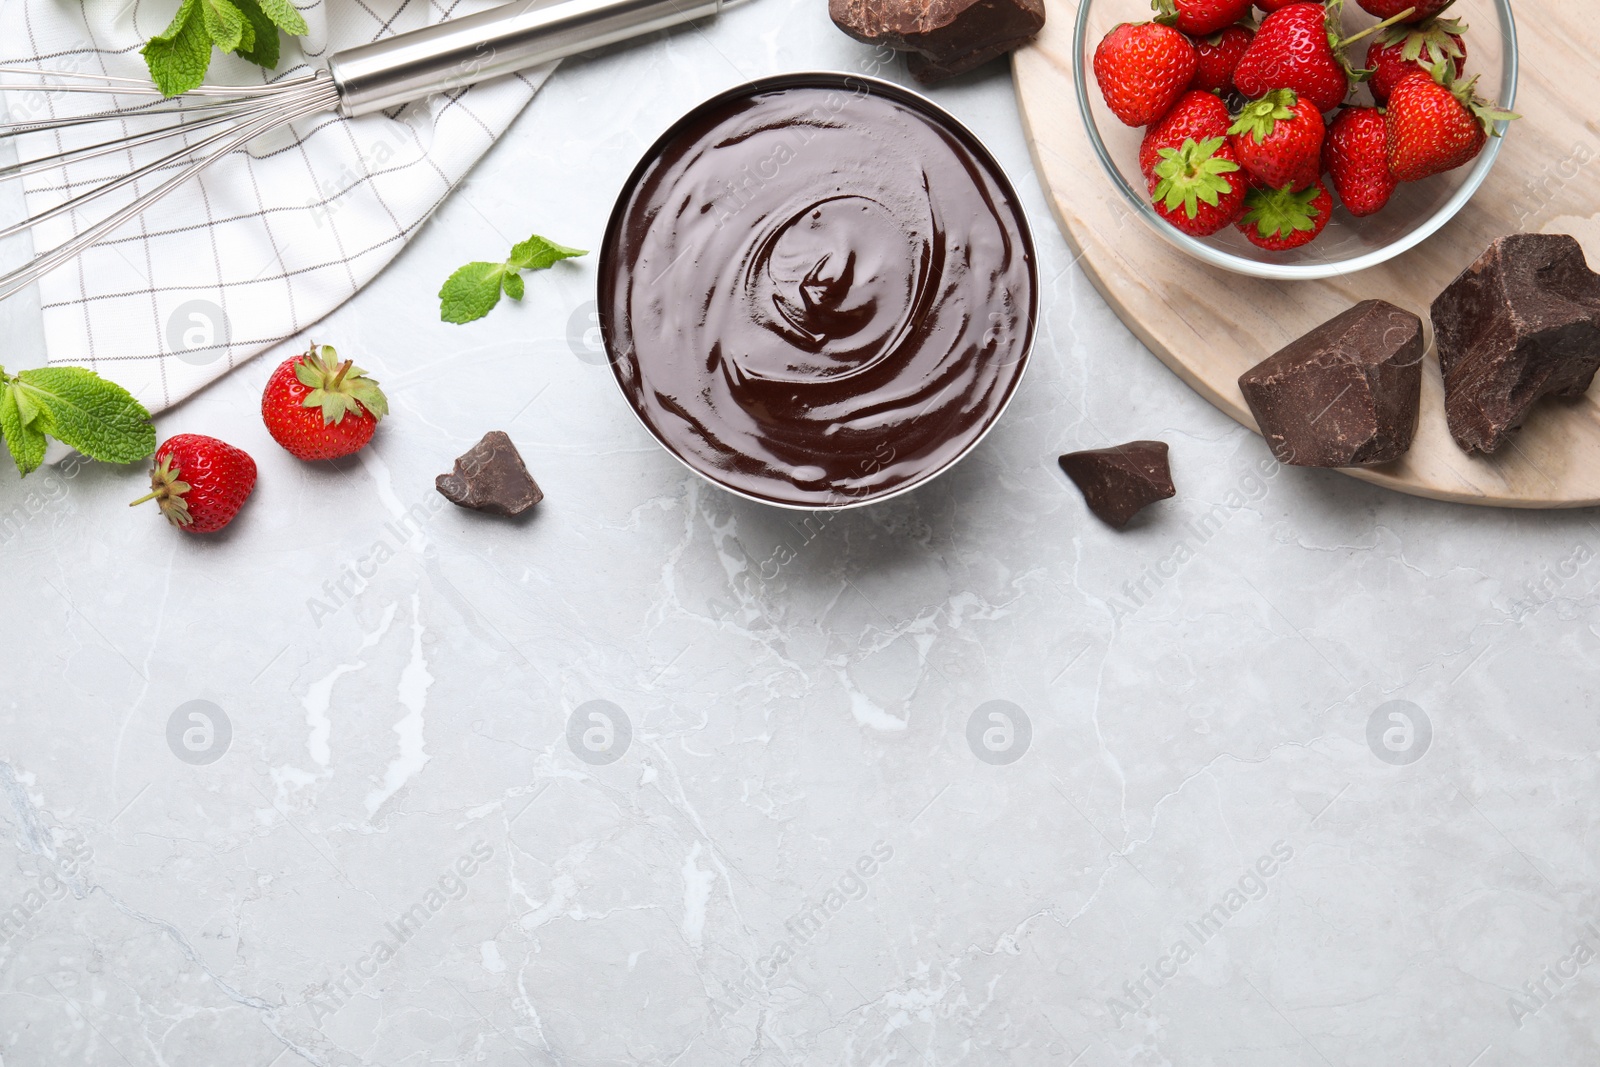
0,0,738,301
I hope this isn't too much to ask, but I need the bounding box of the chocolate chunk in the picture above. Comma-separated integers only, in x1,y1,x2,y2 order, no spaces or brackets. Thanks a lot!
1058,441,1174,529
1431,233,1600,455
830,0,1046,84
1237,299,1424,468
436,431,543,516
903,42,1013,83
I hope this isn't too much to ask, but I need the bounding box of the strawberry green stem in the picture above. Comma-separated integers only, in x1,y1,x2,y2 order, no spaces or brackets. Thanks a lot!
1152,137,1240,219
1343,6,1418,48
329,360,352,390
1231,89,1298,142
130,454,192,525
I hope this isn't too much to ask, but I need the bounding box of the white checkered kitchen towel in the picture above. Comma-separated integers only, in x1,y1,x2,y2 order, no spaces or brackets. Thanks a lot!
0,0,554,412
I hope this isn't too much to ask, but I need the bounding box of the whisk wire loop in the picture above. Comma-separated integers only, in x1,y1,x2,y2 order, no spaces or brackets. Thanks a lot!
0,0,737,300
0,72,342,301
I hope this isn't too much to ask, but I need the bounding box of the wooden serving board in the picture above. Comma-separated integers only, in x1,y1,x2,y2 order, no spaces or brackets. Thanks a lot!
1013,0,1600,508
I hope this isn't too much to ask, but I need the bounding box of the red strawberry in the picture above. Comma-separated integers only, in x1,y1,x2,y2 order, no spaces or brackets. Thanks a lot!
1385,63,1518,182
1140,90,1233,181
1094,22,1199,127
1190,25,1254,93
131,434,257,534
1150,136,1248,236
1233,2,1351,113
262,343,389,461
1358,0,1456,23
1236,180,1333,250
1365,17,1466,104
1323,106,1397,216
1255,0,1299,12
1154,0,1254,38
1229,89,1325,192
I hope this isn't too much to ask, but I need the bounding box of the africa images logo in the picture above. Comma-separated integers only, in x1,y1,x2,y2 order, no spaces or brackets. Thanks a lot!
1366,700,1431,766
306,840,494,1026
0,837,93,949
1105,840,1295,1026
710,841,893,1022
167,700,231,765
967,700,1031,765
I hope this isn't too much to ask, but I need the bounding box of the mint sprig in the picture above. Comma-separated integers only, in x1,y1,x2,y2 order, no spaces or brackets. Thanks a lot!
440,233,587,325
142,0,309,97
0,366,156,476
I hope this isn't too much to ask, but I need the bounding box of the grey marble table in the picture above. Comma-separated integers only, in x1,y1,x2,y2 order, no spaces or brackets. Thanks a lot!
3,1,1599,1064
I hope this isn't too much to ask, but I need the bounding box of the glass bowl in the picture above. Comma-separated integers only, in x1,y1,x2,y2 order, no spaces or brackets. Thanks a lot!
1074,0,1519,280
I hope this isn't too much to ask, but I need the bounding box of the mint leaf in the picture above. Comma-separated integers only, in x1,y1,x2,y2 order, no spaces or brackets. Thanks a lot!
11,378,43,428
142,0,213,97
440,263,508,325
0,364,154,477
442,232,586,325
0,384,47,477
232,0,278,67
508,235,588,272
141,0,305,94
252,0,309,36
236,14,257,54
8,367,156,467
199,0,247,54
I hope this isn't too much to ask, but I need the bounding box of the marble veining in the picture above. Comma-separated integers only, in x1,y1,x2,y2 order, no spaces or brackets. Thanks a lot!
2,0,1599,1064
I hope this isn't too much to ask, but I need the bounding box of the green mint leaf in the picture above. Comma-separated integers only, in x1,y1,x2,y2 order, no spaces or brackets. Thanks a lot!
507,234,588,272
11,367,156,466
200,0,247,54
252,0,309,37
231,0,279,67
440,263,507,325
0,380,48,477
10,375,44,428
143,0,304,89
141,0,213,97
441,233,585,324
235,14,257,54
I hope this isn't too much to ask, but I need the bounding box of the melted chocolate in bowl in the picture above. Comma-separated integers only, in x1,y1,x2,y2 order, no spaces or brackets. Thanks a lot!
600,74,1037,508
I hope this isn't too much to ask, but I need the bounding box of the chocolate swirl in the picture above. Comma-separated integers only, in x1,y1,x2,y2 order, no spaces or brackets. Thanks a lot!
600,75,1035,507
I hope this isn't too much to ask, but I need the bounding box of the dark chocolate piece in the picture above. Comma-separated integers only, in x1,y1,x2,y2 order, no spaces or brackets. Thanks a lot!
1058,441,1174,529
436,431,543,516
830,0,1046,85
1238,299,1423,468
1431,233,1600,455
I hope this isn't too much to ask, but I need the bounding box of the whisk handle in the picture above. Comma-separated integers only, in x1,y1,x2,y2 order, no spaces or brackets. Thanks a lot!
328,0,729,117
